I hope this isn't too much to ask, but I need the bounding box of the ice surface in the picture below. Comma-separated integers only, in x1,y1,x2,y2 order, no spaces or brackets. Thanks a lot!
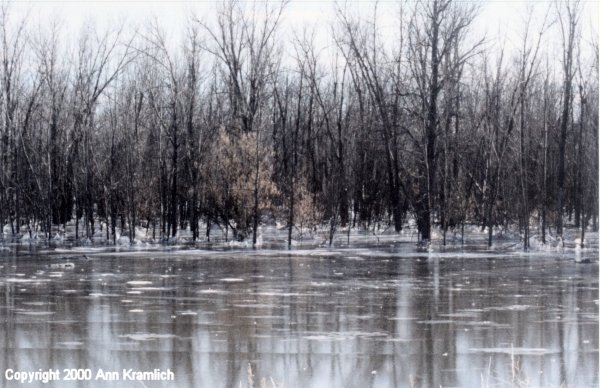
0,240,596,388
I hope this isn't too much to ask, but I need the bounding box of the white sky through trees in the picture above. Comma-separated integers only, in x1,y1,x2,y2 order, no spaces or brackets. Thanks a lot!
7,0,599,102
13,1,599,53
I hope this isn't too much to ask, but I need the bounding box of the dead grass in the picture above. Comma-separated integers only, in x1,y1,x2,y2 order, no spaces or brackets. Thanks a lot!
240,363,282,388
481,345,532,388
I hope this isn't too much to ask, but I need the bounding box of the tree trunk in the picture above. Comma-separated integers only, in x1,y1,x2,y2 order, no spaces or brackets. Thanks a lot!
252,128,260,248
420,0,442,242
557,4,576,239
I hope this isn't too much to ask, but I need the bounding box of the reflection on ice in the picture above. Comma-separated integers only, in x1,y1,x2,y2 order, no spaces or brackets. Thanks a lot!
0,247,597,387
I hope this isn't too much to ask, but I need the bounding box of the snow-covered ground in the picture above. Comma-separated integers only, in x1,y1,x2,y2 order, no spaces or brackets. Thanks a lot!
1,218,598,262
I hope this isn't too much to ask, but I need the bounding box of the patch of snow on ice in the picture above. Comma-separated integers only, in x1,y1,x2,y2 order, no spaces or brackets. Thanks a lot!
5,278,47,283
16,311,55,316
126,280,153,286
120,333,177,341
469,347,557,355
178,311,198,316
198,289,228,294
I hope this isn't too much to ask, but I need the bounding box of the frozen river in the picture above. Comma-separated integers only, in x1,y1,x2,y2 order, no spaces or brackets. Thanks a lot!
0,244,597,387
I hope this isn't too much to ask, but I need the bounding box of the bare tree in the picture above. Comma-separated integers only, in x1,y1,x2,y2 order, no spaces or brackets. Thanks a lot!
199,0,286,246
0,2,27,236
408,0,480,242
0,0,595,248
336,2,407,233
556,0,580,240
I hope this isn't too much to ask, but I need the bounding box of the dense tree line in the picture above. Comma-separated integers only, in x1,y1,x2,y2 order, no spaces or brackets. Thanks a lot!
0,0,597,247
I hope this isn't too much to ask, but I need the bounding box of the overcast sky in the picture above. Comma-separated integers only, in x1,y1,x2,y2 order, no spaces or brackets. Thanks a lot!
17,1,597,27
9,0,600,69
